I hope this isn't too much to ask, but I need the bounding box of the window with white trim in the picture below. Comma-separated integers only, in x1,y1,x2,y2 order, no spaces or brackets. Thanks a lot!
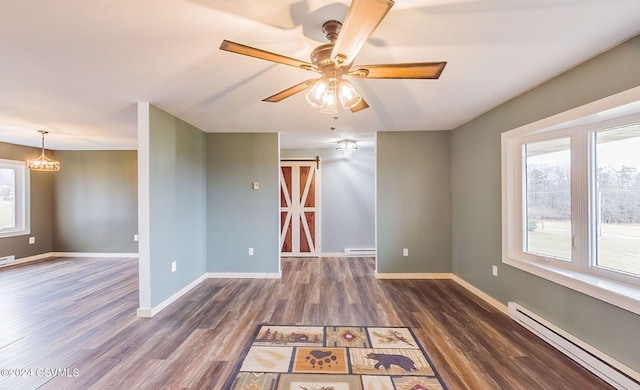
0,159,30,238
502,88,640,315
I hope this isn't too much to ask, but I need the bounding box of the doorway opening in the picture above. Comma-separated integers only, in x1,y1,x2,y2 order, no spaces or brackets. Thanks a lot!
280,158,321,257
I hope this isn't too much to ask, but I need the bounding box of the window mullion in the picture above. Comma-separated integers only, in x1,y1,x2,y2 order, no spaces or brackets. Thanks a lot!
571,130,589,270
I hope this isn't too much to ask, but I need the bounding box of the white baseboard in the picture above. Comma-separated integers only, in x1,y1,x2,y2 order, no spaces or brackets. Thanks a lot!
319,252,345,257
372,272,508,315
0,252,52,268
51,252,138,258
281,254,325,258
278,253,347,258
375,272,453,279
137,274,207,318
206,272,282,279
138,270,282,317
451,275,508,314
1,251,139,269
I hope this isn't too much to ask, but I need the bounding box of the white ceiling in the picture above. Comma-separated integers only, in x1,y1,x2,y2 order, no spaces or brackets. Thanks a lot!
1,0,639,150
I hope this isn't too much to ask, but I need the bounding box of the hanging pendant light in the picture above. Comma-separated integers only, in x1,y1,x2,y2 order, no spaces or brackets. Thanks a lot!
26,130,60,171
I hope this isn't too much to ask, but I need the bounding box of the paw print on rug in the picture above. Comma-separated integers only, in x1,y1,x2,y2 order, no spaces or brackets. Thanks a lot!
305,350,338,369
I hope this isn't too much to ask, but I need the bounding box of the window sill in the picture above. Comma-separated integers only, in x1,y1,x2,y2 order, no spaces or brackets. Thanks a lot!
0,230,29,239
503,256,640,316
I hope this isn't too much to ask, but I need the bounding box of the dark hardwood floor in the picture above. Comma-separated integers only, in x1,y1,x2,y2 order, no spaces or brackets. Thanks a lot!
0,256,610,389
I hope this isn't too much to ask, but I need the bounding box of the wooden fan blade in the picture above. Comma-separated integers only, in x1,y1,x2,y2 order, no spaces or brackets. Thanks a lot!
350,98,370,113
220,40,316,71
331,0,394,66
262,79,320,102
348,62,447,79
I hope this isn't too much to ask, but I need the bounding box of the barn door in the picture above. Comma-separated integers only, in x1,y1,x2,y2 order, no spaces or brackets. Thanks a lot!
280,160,320,256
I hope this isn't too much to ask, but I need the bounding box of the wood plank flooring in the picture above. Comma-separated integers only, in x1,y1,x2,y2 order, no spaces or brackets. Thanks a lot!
0,256,611,389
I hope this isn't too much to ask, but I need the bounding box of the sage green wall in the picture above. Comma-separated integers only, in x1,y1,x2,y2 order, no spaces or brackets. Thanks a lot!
0,142,53,258
281,147,375,253
451,35,640,369
377,131,451,274
52,151,137,253
148,105,206,307
206,133,280,273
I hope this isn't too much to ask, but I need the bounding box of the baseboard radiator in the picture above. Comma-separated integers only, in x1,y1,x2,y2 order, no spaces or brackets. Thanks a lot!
0,255,15,266
344,248,376,257
508,302,640,389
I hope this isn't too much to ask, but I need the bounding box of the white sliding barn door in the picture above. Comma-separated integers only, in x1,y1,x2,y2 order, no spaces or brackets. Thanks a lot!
280,160,320,256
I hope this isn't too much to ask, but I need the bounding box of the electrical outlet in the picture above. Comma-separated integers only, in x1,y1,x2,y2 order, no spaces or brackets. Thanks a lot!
492,265,498,277
248,248,254,256
28,236,36,245
402,248,408,257
134,234,139,242
171,261,177,273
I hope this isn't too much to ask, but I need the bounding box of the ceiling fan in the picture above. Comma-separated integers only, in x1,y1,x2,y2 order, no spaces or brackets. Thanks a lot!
219,0,447,115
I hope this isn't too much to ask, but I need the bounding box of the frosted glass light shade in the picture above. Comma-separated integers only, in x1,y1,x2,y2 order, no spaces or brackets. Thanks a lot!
305,80,328,108
320,81,339,115
338,80,362,109
306,77,363,114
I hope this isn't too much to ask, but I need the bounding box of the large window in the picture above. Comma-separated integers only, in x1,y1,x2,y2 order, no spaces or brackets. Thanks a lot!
0,159,29,238
502,87,640,315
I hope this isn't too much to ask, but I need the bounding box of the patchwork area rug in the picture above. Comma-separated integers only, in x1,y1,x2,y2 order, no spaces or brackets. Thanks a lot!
225,325,447,389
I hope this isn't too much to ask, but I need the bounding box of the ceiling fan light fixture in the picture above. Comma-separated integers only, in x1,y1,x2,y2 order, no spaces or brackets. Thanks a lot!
338,80,362,110
220,0,447,116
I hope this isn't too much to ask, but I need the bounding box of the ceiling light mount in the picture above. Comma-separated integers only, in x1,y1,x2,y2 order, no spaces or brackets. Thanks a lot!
336,139,358,151
322,20,342,43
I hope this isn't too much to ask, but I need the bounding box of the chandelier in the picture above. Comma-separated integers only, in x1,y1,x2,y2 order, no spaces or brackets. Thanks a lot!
26,130,60,171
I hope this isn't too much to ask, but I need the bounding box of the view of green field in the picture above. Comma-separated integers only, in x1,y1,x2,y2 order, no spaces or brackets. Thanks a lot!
527,220,640,276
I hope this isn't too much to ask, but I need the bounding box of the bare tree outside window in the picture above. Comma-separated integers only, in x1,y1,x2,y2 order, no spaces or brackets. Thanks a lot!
594,127,640,276
524,138,572,260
